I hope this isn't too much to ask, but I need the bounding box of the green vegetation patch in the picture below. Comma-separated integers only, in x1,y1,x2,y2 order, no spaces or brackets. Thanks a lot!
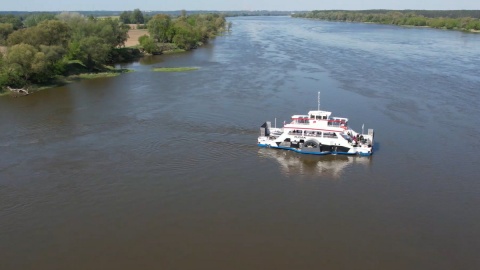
163,48,186,54
66,69,132,80
153,67,199,72
0,91,10,97
70,72,121,80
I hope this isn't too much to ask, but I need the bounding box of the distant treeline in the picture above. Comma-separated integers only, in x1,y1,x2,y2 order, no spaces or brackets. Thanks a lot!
0,10,294,20
292,10,480,31
298,10,480,19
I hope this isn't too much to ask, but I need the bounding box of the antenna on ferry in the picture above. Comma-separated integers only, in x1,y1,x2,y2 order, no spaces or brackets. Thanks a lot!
317,91,320,111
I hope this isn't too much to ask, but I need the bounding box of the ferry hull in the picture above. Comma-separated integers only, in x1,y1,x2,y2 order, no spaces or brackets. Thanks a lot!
258,143,369,156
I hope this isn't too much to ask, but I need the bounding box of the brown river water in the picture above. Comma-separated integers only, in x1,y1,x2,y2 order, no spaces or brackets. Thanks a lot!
1,16,480,269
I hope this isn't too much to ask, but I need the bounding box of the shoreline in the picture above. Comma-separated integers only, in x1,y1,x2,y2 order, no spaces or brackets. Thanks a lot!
0,46,202,97
303,18,480,33
0,69,133,97
1,26,222,96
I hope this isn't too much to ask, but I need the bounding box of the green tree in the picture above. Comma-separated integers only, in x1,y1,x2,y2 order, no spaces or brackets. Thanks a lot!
7,20,70,47
120,11,131,24
466,19,480,30
37,20,71,46
0,14,22,30
147,14,172,43
0,51,8,89
132,9,145,24
138,35,159,54
0,23,14,45
76,36,111,69
39,45,67,75
23,13,57,27
95,18,129,48
62,14,128,68
171,20,199,50
5,44,48,83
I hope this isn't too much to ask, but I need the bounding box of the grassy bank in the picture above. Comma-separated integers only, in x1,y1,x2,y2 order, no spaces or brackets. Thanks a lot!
0,68,132,97
153,67,198,72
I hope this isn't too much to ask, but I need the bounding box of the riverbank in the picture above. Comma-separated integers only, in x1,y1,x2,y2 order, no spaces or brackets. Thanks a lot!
1,44,183,97
292,10,480,33
0,68,132,97
1,12,228,98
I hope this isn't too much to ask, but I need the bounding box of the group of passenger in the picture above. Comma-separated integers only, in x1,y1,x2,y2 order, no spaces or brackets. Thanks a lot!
347,131,364,145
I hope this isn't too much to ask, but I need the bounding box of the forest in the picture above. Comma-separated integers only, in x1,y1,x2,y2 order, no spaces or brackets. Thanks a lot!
292,10,480,31
0,10,226,94
140,12,228,54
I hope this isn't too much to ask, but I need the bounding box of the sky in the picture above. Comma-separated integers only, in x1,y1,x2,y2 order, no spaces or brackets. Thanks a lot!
1,0,479,12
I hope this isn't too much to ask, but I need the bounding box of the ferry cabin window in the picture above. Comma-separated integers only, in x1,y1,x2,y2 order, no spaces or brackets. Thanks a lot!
328,121,341,127
323,132,337,138
310,115,323,120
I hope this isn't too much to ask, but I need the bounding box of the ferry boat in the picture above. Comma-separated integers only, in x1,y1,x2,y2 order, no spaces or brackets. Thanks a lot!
258,93,374,156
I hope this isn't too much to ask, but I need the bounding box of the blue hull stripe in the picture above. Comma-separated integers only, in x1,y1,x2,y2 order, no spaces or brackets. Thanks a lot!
257,144,372,156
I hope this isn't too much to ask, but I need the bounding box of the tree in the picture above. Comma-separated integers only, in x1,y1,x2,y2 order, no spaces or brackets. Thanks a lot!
61,14,128,68
36,20,71,46
138,35,159,54
39,45,67,75
148,14,172,43
5,44,48,83
0,51,8,89
56,12,85,24
0,14,22,30
95,18,129,48
171,20,199,50
0,23,14,45
23,13,57,27
6,20,70,47
76,36,111,69
120,11,131,24
466,19,480,30
132,9,145,24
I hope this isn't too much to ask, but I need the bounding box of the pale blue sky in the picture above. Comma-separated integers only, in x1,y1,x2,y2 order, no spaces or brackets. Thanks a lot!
1,0,478,11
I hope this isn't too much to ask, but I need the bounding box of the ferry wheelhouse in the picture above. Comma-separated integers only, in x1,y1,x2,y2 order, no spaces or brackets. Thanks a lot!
258,95,374,156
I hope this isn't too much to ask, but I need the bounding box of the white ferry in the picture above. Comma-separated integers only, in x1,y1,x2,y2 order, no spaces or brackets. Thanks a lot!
258,93,374,156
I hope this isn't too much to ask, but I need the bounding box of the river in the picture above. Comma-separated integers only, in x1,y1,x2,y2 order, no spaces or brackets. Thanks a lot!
1,16,480,269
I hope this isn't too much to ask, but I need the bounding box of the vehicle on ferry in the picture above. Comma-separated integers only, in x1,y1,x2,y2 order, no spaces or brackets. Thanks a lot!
257,93,374,156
